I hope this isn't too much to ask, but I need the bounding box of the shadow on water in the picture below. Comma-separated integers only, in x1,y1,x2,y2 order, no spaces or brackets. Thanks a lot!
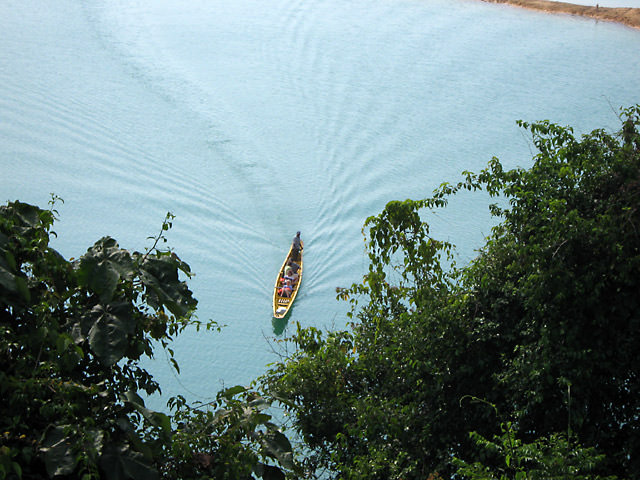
272,315,288,336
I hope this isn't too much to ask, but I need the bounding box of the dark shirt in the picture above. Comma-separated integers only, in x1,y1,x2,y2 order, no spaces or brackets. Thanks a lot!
292,236,302,250
288,261,300,273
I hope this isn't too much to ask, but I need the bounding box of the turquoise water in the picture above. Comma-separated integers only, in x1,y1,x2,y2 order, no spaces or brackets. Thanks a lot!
2,0,639,409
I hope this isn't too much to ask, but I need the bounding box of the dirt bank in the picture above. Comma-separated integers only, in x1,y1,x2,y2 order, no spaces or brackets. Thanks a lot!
482,0,640,29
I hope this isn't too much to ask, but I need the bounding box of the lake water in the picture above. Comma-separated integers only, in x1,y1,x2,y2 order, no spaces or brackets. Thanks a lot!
1,0,639,409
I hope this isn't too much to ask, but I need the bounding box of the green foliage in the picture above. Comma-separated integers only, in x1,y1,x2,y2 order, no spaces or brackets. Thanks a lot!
262,106,640,479
0,200,296,479
263,323,355,475
454,408,617,480
164,386,298,480
460,106,640,476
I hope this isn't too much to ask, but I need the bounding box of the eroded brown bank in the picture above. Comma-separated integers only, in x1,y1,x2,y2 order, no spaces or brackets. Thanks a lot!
482,0,640,29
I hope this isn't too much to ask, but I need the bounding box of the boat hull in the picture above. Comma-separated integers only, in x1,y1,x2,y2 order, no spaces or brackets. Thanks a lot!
272,242,303,318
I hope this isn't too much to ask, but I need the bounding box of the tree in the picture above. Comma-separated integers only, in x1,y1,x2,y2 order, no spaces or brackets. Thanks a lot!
262,106,640,479
453,407,617,480
0,200,295,479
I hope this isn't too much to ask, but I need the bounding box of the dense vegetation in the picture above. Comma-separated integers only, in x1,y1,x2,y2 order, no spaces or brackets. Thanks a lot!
261,105,640,479
0,206,295,479
1,105,638,479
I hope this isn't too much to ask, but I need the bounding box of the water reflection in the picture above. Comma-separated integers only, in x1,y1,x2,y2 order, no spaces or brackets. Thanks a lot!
272,315,288,337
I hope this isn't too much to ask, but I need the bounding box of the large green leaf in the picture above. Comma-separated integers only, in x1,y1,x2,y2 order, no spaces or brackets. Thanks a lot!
99,443,159,480
254,463,286,480
260,430,294,470
0,259,17,294
87,302,135,366
41,425,78,477
0,201,50,237
76,237,135,303
138,255,197,317
0,231,30,304
220,385,247,400
123,391,171,440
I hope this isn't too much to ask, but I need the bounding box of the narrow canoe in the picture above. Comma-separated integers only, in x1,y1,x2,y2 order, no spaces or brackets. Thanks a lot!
272,242,303,318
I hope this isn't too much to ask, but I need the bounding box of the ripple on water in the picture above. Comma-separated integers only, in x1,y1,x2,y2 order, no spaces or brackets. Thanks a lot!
2,0,639,408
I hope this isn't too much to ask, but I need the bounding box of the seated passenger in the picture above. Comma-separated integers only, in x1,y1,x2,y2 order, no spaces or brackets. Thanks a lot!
279,280,293,297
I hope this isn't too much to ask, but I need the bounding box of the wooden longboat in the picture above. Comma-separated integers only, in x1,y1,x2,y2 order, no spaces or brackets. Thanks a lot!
272,242,303,318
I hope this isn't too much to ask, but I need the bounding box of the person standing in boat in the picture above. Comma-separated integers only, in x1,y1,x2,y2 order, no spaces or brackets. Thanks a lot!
292,231,303,261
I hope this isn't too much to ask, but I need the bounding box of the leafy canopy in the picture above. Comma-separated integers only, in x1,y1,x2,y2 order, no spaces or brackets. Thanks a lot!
262,106,640,480
0,200,296,480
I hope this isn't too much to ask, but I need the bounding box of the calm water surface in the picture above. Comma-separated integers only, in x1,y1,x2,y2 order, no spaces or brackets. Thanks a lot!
1,0,639,408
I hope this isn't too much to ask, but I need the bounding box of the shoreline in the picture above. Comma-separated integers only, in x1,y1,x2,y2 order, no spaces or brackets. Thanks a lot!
481,0,640,29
